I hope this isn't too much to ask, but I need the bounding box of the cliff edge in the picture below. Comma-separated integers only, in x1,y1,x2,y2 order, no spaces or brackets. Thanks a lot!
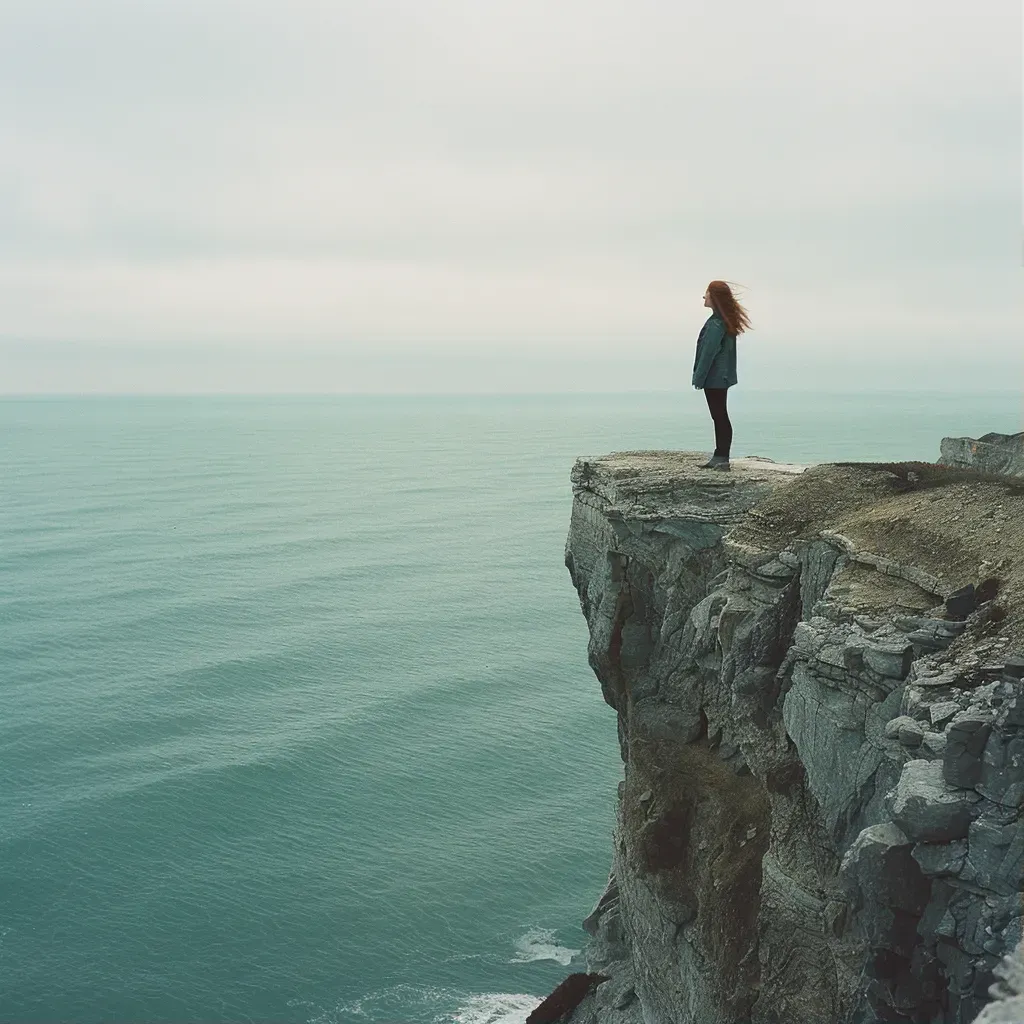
561,451,1024,1024
940,433,1024,478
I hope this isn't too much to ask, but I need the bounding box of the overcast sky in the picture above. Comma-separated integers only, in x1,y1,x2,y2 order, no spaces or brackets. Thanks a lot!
1,0,1020,392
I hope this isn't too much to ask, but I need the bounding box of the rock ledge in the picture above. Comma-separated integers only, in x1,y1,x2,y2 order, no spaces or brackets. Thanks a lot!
557,450,1024,1024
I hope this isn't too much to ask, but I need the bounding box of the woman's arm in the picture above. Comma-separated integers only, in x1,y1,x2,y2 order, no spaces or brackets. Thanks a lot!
691,319,726,388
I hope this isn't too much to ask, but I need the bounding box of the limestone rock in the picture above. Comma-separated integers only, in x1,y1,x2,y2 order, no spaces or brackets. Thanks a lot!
840,822,928,913
931,700,961,727
912,838,969,877
889,759,980,842
959,813,1024,896
976,727,1024,807
939,432,1024,477
564,450,1024,1024
886,714,925,745
945,715,995,789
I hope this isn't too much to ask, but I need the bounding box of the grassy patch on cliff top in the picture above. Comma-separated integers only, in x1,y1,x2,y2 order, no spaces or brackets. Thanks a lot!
731,461,1024,650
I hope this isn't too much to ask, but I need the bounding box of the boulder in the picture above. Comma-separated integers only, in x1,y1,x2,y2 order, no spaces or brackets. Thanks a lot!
885,715,925,742
911,838,968,877
888,759,977,843
841,822,930,915
944,715,995,789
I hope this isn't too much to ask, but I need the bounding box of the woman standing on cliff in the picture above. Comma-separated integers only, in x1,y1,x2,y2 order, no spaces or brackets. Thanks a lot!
692,280,751,470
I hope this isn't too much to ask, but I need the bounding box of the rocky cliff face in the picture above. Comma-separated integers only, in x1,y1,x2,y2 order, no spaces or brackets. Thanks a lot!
940,434,1024,478
560,452,1024,1024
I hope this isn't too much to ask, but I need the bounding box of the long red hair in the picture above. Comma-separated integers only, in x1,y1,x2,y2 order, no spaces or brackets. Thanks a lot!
707,281,751,336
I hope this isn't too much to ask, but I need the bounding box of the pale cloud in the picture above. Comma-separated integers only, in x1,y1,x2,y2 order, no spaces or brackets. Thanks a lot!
0,0,1019,391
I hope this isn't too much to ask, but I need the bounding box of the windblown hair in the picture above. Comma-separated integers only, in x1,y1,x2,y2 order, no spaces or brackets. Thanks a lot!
707,280,752,336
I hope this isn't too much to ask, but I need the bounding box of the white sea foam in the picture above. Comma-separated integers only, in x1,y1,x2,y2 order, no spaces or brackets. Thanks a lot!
318,983,450,1021
443,992,542,1024
324,985,540,1024
509,927,581,966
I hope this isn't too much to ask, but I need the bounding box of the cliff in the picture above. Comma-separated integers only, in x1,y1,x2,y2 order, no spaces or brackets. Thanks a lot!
940,434,1024,478
558,450,1024,1024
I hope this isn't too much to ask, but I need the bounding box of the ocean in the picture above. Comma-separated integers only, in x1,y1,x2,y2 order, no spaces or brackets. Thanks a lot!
2,391,1021,1024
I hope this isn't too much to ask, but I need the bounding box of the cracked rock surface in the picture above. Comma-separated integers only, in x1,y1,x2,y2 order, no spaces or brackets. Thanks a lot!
940,433,1024,478
560,451,1024,1024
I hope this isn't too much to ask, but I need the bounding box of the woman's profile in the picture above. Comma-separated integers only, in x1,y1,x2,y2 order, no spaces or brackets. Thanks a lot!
692,280,751,470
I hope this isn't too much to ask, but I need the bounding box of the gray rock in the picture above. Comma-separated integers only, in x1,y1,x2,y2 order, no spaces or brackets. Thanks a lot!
1002,694,1024,728
945,715,995,788
885,714,923,740
911,663,966,688
912,838,968,877
973,938,1024,1023
862,636,915,679
939,431,1024,477
783,655,885,839
752,558,798,579
888,759,977,842
563,451,1024,1024
930,700,961,726
959,814,1024,897
947,584,979,621
918,879,958,945
612,985,636,1010
899,725,925,748
977,733,1024,807
581,871,620,938
896,613,968,633
908,628,961,652
841,822,930,913
984,917,1023,957
936,936,975,992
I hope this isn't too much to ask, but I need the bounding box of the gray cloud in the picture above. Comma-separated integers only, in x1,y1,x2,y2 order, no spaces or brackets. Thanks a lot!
0,0,1020,391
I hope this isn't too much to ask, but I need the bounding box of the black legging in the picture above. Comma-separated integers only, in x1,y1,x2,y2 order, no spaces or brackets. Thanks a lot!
703,387,733,458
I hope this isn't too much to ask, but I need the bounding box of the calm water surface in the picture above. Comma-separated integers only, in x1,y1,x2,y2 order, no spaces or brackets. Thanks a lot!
2,391,1020,1023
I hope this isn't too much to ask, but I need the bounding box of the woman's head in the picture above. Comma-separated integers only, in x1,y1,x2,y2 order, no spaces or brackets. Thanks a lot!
703,280,751,336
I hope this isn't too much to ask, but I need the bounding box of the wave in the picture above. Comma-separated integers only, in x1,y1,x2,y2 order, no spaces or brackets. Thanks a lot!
508,927,581,966
320,983,541,1024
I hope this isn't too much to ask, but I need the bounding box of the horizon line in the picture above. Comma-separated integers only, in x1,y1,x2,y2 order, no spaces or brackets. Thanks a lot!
2,387,1023,399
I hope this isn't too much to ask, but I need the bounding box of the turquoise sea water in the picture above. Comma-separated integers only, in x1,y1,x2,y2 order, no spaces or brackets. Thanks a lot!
2,391,1021,1024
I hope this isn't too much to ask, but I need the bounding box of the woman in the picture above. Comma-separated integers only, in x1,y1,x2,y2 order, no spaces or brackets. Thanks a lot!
692,280,751,470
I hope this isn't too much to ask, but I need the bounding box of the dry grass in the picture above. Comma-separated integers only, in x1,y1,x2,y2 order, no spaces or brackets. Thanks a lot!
730,462,1024,650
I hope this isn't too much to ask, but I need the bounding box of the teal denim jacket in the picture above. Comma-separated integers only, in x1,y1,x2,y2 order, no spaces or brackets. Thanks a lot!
691,313,738,389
